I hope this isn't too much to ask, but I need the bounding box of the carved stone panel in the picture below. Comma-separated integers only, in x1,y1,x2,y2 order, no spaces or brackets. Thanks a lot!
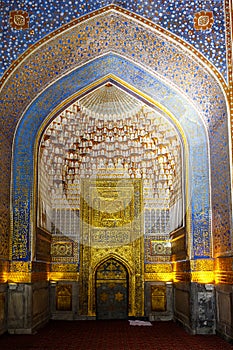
56,284,72,311
151,285,166,312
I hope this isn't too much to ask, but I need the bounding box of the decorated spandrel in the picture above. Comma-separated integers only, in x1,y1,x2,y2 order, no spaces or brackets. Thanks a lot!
96,259,128,280
2,3,228,79
6,7,230,278
10,39,220,264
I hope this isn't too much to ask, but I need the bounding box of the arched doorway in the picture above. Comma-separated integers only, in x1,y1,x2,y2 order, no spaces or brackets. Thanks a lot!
96,258,128,320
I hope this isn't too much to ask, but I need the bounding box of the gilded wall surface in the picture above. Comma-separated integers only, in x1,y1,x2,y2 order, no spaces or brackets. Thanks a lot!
1,1,229,79
0,0,232,287
79,178,144,317
0,2,232,339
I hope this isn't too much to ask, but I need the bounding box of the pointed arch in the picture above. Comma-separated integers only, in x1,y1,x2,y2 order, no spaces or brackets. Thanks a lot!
10,54,210,262
0,6,228,266
95,256,129,319
93,253,133,277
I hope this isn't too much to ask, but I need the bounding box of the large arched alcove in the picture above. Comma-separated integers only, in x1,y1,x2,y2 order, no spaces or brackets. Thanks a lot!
0,6,231,334
37,81,185,242
12,56,211,263
36,80,185,317
4,8,229,266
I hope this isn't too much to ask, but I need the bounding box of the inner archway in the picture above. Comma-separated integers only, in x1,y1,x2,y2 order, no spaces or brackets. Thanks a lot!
38,82,184,257
1,3,231,338
37,80,184,318
95,258,128,320
36,79,186,318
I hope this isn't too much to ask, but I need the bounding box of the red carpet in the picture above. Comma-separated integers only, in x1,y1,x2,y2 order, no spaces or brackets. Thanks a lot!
0,320,232,350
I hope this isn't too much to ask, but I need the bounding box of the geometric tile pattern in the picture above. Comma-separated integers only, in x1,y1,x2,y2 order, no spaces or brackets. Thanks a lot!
1,1,228,80
12,54,211,260
0,9,231,262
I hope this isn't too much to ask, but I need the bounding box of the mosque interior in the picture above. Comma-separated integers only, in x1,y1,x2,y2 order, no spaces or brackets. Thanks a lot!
0,0,233,343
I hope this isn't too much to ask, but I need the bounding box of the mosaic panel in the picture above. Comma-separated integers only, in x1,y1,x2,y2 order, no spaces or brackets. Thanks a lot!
10,54,211,260
51,236,78,264
150,240,171,256
0,9,230,262
10,56,213,258
1,1,228,79
51,242,73,258
1,10,228,126
145,236,171,263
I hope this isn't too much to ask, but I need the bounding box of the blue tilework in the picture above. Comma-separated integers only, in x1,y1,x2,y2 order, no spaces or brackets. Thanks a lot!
1,0,227,80
12,53,211,260
0,10,230,259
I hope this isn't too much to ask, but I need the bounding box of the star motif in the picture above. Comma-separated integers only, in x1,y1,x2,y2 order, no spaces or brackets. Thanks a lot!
100,292,108,302
115,292,124,301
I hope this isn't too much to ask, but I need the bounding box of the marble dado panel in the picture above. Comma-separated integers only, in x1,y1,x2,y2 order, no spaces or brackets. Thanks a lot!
7,281,50,334
215,284,233,341
174,282,216,335
0,284,7,335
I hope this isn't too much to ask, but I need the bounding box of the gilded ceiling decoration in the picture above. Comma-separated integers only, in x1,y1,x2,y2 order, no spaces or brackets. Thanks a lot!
39,95,182,243
2,1,228,80
0,5,230,267
78,83,143,121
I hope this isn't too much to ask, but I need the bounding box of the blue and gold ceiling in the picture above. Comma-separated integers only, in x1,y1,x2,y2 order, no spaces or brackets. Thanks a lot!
1,0,229,81
0,2,232,272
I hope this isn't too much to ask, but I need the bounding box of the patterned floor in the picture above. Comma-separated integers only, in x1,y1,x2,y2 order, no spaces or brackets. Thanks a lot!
0,320,232,350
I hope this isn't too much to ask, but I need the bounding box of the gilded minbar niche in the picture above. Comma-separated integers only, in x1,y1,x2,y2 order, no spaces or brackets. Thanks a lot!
79,178,144,317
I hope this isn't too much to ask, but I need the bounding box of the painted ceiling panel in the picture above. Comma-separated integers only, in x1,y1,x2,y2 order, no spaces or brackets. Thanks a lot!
1,1,227,80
